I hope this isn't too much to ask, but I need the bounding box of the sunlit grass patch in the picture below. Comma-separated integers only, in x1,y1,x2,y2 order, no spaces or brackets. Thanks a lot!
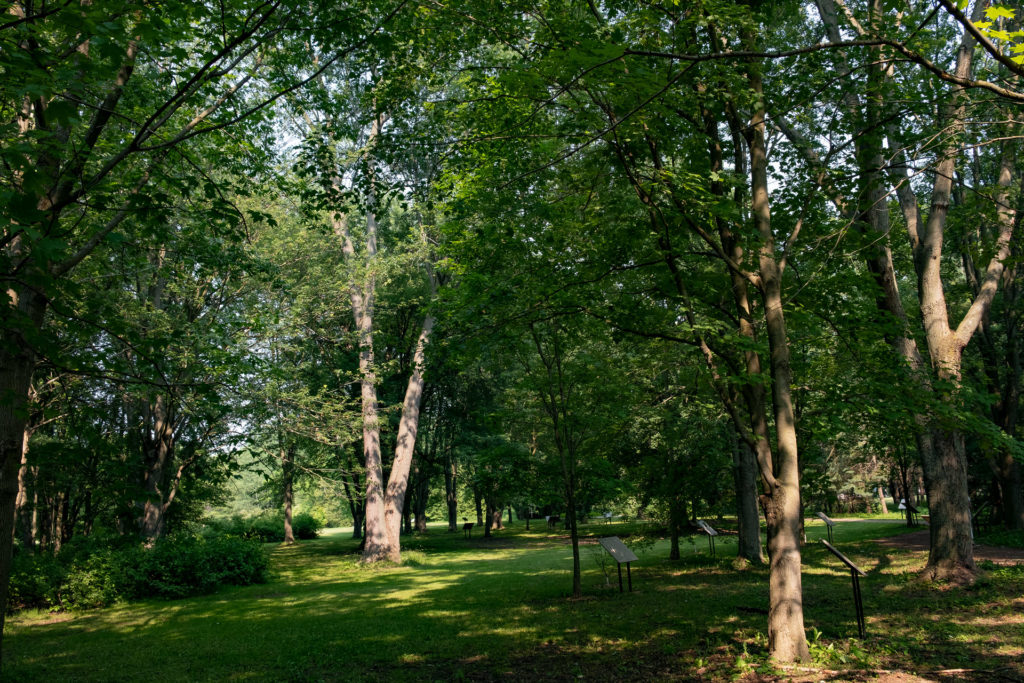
5,518,1023,682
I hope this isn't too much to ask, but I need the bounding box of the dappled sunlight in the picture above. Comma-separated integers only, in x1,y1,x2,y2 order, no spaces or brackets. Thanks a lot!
6,523,1024,681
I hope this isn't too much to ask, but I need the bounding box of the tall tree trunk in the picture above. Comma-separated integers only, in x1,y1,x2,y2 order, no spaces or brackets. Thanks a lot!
474,488,483,525
380,314,435,561
333,179,385,561
733,434,765,563
0,287,47,663
745,39,809,662
445,449,458,532
282,441,295,545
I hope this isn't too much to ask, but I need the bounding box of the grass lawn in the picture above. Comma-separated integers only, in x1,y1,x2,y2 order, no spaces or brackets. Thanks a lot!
5,517,1022,681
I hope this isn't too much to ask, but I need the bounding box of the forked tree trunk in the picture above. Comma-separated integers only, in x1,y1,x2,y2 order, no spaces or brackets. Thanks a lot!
139,394,176,541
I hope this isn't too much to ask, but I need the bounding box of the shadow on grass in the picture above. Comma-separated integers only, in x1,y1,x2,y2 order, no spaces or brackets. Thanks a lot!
6,524,1024,682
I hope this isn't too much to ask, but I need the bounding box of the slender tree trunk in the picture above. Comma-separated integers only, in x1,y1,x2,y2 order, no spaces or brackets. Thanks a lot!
669,495,682,560
445,450,458,532
381,314,435,561
282,442,295,545
15,428,33,552
474,488,483,525
878,487,888,515
745,42,809,662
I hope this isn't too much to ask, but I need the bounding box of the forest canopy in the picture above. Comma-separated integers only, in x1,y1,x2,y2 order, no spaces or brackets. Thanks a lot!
1,0,1022,666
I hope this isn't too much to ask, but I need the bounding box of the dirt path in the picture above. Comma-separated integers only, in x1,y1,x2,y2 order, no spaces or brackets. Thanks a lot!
872,528,1024,565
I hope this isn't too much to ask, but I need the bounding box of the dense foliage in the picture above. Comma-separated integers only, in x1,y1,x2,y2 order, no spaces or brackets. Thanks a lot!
8,534,268,613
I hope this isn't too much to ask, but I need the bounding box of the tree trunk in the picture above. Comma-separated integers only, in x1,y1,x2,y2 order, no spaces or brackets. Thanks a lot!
414,470,429,533
0,287,47,663
474,488,483,525
445,450,458,532
15,429,34,552
380,313,435,561
745,44,810,661
139,393,175,541
669,495,683,560
878,487,888,515
733,432,764,563
483,500,494,538
282,442,295,545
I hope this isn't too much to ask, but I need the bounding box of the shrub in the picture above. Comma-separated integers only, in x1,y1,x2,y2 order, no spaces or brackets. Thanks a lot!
201,511,323,542
5,533,268,614
291,512,323,540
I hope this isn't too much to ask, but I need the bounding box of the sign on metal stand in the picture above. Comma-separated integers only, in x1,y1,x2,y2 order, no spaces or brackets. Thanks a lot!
821,540,867,638
905,502,920,527
598,537,639,592
816,511,836,543
697,520,718,557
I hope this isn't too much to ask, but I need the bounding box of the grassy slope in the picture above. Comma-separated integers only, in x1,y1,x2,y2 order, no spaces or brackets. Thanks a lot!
5,517,1022,681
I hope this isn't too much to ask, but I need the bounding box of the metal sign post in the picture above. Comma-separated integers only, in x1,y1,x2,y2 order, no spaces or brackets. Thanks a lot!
905,503,920,527
816,511,836,543
598,537,639,592
821,540,868,638
697,520,718,558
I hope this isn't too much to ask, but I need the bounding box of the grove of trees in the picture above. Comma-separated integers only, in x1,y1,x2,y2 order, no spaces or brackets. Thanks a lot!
2,0,1022,667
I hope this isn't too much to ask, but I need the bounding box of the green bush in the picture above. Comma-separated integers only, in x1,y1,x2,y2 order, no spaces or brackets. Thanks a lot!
292,512,323,540
6,533,268,614
202,511,323,542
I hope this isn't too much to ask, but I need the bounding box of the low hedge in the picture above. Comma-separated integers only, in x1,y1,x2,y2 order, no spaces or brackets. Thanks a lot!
202,511,324,542
8,533,268,613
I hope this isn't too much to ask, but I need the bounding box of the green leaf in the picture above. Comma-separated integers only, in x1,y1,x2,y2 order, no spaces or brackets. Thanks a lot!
985,6,1015,21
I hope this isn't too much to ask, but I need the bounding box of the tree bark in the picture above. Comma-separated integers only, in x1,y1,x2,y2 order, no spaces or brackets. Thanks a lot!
282,441,295,545
445,448,458,532
0,287,47,663
733,433,765,563
380,313,435,561
139,393,176,541
745,41,809,662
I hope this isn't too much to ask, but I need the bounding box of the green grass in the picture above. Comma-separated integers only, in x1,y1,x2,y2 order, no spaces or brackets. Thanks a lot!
5,518,1023,681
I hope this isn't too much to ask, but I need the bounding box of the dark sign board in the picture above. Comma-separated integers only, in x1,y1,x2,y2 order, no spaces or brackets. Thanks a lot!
599,537,639,564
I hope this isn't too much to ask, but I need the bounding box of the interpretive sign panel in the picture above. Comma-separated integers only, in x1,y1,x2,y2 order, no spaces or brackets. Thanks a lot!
599,537,638,593
697,520,718,536
599,536,638,564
